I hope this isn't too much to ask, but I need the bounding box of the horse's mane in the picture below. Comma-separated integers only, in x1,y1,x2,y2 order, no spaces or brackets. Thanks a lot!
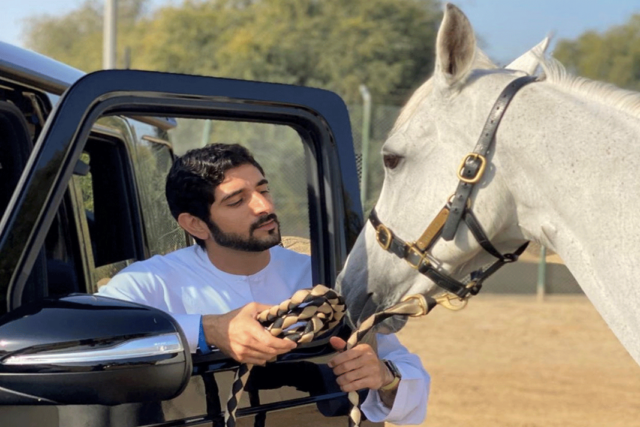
539,56,640,120
393,51,640,135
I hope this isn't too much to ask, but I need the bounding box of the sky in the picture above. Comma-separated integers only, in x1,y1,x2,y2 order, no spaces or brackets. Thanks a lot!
457,0,640,64
2,0,640,65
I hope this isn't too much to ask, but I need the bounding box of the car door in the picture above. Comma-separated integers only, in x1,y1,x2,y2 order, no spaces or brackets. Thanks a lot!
0,69,365,427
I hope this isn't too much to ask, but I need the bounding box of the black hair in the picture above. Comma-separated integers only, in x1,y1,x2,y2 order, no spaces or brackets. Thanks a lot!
165,143,265,249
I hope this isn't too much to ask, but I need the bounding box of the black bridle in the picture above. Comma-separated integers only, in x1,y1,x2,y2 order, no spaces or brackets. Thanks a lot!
370,75,537,303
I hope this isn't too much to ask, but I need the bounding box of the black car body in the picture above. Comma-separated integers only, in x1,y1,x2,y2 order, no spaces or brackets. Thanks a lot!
0,42,369,427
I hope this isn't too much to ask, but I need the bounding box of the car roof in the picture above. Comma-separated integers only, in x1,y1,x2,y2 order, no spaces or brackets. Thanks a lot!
0,42,177,131
0,41,84,95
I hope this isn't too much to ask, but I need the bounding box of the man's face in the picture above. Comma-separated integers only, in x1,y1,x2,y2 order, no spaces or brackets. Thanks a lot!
207,163,281,252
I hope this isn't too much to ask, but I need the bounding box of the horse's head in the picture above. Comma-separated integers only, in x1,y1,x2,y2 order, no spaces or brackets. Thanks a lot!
336,3,550,331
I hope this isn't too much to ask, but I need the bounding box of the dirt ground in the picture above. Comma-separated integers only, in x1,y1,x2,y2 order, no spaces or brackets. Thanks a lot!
391,295,640,427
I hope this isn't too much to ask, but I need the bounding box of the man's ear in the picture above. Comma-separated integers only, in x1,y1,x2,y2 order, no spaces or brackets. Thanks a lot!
177,213,210,241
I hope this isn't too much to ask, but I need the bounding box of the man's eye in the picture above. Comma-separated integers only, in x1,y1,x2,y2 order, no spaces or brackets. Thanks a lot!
228,199,242,207
383,154,402,169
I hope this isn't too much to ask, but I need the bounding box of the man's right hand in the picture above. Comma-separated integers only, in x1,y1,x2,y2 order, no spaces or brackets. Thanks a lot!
202,302,297,365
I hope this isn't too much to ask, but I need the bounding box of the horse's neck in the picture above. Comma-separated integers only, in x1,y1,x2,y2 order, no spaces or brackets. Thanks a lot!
501,83,640,365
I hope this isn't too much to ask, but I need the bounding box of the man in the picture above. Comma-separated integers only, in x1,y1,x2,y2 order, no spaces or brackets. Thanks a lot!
99,143,429,424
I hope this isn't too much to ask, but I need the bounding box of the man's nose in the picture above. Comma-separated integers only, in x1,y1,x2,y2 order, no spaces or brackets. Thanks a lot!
249,191,273,215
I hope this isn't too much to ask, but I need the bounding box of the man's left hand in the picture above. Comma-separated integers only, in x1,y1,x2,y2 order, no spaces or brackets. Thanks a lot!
328,336,394,392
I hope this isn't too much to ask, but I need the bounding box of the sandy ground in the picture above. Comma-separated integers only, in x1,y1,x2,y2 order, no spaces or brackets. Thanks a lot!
391,295,640,427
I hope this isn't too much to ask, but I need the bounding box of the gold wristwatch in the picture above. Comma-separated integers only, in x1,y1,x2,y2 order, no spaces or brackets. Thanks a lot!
380,359,402,391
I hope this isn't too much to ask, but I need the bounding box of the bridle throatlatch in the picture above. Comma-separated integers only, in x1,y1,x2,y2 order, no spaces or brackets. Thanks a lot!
224,285,431,427
370,75,537,310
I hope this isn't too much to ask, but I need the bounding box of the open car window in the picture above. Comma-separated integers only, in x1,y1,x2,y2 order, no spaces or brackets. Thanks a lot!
0,69,362,320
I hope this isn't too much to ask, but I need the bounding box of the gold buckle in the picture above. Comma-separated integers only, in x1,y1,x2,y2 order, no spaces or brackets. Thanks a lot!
457,153,486,184
375,224,393,250
406,244,429,270
435,293,468,311
400,294,429,317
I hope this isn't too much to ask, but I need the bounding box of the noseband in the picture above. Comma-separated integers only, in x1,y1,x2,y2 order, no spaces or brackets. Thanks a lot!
370,75,536,308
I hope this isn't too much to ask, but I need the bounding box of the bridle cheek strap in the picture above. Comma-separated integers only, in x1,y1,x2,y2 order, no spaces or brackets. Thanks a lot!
442,75,538,241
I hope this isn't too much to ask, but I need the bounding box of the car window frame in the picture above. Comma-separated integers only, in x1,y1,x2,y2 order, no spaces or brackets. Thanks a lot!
0,69,363,314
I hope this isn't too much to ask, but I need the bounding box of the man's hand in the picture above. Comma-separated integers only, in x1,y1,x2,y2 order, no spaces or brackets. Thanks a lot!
202,302,296,365
328,336,394,392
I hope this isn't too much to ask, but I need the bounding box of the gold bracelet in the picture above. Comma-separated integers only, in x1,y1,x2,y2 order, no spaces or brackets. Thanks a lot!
380,375,400,391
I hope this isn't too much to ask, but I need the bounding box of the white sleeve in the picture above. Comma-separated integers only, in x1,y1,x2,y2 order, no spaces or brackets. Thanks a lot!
97,270,201,353
171,314,202,353
360,333,430,425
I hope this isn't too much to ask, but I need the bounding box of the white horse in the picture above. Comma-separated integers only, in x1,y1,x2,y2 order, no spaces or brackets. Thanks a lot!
336,3,640,367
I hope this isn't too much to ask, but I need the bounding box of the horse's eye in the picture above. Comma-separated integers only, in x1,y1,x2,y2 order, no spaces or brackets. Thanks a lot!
383,154,402,169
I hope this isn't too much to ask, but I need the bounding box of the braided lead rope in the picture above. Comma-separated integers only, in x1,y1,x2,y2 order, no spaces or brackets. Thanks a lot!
225,285,346,427
342,295,434,427
224,287,434,427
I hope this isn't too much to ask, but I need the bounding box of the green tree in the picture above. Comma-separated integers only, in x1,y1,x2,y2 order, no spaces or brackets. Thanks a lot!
554,14,640,91
23,0,441,105
22,0,150,71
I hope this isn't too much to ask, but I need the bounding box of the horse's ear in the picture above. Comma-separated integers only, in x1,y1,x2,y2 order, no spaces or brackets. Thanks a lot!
505,35,552,75
435,3,477,87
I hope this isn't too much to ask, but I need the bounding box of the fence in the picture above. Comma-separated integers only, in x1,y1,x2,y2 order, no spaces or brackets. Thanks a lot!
348,103,402,213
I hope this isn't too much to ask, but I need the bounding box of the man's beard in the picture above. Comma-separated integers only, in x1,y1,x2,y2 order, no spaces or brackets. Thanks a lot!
207,213,281,252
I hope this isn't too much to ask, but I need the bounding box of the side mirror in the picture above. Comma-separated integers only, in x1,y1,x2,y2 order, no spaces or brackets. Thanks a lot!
0,294,191,405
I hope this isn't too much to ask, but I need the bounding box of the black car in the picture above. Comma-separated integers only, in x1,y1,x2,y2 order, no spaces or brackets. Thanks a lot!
0,42,372,427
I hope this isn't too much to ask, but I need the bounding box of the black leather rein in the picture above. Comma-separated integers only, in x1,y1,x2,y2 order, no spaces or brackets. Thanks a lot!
370,75,537,301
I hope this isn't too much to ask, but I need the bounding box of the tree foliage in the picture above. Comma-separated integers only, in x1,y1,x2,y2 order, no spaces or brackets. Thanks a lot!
22,0,149,71
554,14,640,91
23,0,441,104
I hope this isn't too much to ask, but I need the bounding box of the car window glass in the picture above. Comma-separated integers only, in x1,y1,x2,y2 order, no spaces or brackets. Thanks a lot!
0,103,31,217
0,100,81,313
134,132,189,257
76,138,137,267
